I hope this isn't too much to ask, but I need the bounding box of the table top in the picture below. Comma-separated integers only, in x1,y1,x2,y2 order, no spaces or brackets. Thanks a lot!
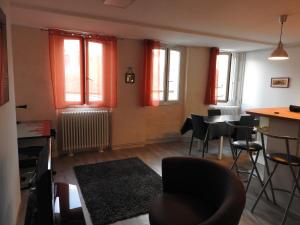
17,120,51,139
203,114,245,124
246,107,300,121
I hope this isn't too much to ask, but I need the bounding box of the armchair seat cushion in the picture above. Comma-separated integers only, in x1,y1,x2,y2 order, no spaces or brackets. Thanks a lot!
149,193,215,225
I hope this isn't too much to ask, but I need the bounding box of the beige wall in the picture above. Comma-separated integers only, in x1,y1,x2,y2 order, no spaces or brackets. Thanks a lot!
113,39,187,148
0,0,21,225
12,26,56,123
12,25,209,152
184,47,210,117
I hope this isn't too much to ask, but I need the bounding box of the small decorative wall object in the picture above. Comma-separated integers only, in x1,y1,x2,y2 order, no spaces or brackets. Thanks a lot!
125,67,135,84
270,77,289,88
0,8,8,106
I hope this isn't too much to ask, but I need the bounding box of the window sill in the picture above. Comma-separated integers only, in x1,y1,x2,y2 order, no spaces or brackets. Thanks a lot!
159,101,180,106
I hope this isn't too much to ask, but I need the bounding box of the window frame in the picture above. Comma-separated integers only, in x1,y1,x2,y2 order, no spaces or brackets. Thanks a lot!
62,37,105,107
63,36,85,106
217,52,232,103
157,46,181,104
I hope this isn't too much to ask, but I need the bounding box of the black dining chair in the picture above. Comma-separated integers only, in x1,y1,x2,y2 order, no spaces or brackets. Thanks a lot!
208,109,221,117
189,114,209,157
226,121,269,199
251,128,300,225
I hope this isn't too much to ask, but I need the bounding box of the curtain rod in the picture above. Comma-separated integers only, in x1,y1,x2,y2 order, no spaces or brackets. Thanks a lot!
40,28,124,40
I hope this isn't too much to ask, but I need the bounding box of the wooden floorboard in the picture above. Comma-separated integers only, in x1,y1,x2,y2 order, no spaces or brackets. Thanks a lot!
20,139,300,225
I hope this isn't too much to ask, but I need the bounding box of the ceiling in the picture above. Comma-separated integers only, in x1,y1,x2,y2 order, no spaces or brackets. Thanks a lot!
9,0,300,51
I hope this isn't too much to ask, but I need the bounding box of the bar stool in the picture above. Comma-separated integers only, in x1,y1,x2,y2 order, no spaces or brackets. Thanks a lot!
251,128,300,225
226,122,269,199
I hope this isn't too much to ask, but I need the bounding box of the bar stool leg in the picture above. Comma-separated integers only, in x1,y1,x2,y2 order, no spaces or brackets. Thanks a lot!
263,154,277,204
288,165,300,194
281,168,300,225
230,149,242,177
251,163,279,213
250,151,270,200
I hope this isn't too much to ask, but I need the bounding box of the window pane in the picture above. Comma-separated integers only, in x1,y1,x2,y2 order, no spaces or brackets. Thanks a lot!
152,48,166,101
168,50,180,101
88,42,103,102
64,40,82,102
216,54,230,101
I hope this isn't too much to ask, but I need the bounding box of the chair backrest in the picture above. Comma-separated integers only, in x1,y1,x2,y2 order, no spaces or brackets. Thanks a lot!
208,109,221,117
239,115,255,126
258,127,298,161
226,121,254,144
161,157,245,225
237,115,255,140
191,114,208,140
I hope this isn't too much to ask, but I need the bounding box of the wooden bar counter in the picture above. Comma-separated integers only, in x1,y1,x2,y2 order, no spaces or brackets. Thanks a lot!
246,107,300,121
246,107,300,215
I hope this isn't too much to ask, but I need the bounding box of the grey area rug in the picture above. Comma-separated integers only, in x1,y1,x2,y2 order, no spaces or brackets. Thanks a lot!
73,157,162,225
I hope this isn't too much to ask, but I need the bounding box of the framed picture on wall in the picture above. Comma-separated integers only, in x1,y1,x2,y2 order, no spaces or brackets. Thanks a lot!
0,8,8,106
270,77,289,88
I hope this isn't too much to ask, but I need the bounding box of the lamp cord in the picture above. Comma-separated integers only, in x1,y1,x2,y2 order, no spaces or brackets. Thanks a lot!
279,21,284,43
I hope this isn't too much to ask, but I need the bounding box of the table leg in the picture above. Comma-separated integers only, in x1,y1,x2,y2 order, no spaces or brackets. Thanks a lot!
218,136,224,160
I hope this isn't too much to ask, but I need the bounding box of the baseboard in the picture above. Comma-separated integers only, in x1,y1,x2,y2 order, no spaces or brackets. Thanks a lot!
146,136,181,145
112,142,145,150
112,135,182,150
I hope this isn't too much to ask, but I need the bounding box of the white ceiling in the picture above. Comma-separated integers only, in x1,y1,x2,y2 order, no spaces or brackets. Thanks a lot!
9,0,300,51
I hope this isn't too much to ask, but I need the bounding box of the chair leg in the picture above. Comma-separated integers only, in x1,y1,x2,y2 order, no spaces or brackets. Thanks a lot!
189,136,194,155
202,140,206,158
251,163,279,213
229,140,237,160
249,152,270,201
281,167,300,225
205,141,209,153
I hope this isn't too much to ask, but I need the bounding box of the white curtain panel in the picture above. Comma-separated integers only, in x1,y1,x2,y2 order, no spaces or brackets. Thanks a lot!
228,52,246,106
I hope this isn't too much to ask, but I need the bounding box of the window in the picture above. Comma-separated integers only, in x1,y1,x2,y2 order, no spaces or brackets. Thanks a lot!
49,30,117,109
64,39,82,102
216,52,232,102
63,39,104,104
152,48,181,102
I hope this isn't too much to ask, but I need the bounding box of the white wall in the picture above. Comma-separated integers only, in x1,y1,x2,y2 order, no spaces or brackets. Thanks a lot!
242,46,300,109
0,0,21,225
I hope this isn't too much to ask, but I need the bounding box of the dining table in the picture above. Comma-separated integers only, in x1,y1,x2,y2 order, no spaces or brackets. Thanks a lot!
181,114,258,160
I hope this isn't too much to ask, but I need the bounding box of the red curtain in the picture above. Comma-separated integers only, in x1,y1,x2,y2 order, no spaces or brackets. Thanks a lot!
204,47,219,105
49,31,84,108
49,30,117,109
142,39,160,106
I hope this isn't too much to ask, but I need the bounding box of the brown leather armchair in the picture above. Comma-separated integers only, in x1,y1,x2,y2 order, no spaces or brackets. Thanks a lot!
149,157,245,225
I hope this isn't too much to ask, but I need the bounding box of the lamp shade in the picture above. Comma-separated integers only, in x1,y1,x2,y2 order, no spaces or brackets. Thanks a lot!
269,42,289,60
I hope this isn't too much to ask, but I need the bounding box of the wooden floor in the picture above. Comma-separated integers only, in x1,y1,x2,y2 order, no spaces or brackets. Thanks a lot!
23,140,300,225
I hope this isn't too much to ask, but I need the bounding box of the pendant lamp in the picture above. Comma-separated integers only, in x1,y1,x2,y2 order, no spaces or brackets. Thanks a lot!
269,15,289,60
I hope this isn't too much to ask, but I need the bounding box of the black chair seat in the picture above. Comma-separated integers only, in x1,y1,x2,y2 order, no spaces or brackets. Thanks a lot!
267,153,300,166
149,193,214,225
18,146,44,157
232,140,262,151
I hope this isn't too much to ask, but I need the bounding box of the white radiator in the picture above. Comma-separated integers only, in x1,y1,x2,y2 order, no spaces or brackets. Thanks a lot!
60,110,111,155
